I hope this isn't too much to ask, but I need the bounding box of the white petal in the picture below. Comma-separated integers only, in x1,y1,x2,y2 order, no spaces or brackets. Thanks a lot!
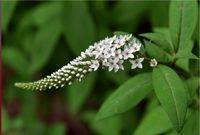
114,66,119,72
137,63,143,68
131,63,137,69
139,58,144,62
113,58,119,63
120,65,124,70
108,66,113,71
129,60,134,64
123,55,129,60
119,54,123,59
128,54,134,59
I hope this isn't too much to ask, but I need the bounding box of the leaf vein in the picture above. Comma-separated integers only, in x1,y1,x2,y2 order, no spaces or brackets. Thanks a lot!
159,67,181,128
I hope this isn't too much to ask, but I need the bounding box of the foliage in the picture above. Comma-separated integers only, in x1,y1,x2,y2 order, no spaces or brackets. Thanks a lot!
2,1,199,135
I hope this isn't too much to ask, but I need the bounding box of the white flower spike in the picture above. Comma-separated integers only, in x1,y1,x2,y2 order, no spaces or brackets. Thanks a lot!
15,34,157,91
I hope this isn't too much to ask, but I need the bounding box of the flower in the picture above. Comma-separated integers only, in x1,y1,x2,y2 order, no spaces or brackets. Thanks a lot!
122,46,134,60
114,36,126,47
107,58,117,72
90,60,100,71
129,42,141,53
103,47,115,58
114,60,124,72
129,58,144,69
150,58,158,67
115,49,123,59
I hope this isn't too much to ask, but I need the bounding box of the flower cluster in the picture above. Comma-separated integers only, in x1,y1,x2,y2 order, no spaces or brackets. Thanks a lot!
84,35,144,72
15,34,157,91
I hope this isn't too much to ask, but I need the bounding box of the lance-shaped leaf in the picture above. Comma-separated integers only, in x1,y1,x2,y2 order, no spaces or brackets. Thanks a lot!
145,41,173,63
176,50,199,60
153,65,187,132
133,107,173,135
175,40,194,72
96,73,153,120
180,110,199,135
140,32,174,54
185,77,199,99
169,0,198,51
153,28,172,45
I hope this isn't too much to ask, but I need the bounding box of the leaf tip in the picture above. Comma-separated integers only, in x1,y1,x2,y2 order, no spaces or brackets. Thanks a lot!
95,109,111,121
95,111,104,121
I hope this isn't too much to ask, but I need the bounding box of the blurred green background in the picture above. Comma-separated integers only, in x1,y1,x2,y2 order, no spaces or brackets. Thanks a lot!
2,1,171,135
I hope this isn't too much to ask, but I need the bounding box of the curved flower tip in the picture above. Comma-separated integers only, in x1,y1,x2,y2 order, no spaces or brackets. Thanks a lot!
14,82,34,90
14,34,151,91
14,83,25,89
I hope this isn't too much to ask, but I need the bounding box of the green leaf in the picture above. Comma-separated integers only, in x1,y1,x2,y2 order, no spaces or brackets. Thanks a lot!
175,41,194,72
63,1,95,55
83,111,122,135
180,110,199,135
67,72,96,113
166,130,179,135
189,40,199,76
165,109,195,135
176,40,199,60
185,77,199,99
2,46,29,76
105,71,129,85
20,2,61,28
146,96,159,113
96,73,153,120
169,0,198,51
176,50,199,60
133,107,173,135
152,65,188,132
189,59,200,77
140,32,174,54
2,1,17,32
29,20,61,74
154,27,172,45
145,41,173,63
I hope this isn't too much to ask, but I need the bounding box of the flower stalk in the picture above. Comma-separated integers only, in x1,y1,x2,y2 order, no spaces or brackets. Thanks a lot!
15,34,157,91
